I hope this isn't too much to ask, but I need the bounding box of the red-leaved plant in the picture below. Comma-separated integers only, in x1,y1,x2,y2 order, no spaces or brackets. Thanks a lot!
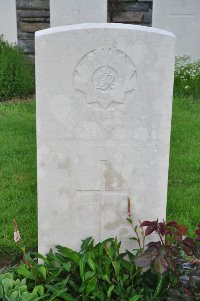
127,198,200,300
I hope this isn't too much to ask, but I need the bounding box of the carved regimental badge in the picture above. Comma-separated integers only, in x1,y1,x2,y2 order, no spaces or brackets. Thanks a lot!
74,44,137,109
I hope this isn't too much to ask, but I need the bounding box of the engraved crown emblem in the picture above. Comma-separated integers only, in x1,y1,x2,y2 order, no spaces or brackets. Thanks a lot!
74,43,137,109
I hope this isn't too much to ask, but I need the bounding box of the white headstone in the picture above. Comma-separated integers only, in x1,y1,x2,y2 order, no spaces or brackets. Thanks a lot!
36,23,175,255
0,0,17,44
50,0,107,27
153,0,200,59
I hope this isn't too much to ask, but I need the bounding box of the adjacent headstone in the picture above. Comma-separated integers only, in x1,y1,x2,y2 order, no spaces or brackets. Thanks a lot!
36,23,175,255
153,0,200,59
0,0,17,44
50,0,107,27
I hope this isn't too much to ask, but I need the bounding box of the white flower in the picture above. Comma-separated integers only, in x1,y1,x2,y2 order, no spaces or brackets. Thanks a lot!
14,230,21,243
13,219,21,243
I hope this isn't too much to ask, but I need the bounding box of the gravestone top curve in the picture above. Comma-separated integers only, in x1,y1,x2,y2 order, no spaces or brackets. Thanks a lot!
36,22,175,38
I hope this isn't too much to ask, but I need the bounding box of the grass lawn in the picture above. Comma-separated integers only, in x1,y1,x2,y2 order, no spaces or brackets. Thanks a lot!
0,96,200,262
168,97,200,236
0,99,37,265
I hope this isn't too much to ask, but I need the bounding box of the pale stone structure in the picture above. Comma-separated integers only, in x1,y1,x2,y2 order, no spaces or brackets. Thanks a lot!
153,0,200,59
0,0,17,44
50,0,107,27
36,23,175,255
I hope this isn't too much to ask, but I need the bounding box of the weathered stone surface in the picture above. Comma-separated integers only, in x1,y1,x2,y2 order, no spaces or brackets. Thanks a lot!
144,11,152,24
36,23,175,255
120,3,150,12
16,1,50,58
18,31,34,40
153,0,200,59
17,1,153,57
50,0,107,27
26,54,35,64
18,38,34,53
17,9,49,18
109,0,152,26
21,17,46,22
16,0,49,10
112,12,144,23
0,0,18,44
20,22,49,33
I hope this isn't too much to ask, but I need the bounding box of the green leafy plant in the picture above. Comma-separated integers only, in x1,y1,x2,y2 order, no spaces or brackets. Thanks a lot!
0,35,34,101
0,273,46,301
9,208,200,300
15,238,144,300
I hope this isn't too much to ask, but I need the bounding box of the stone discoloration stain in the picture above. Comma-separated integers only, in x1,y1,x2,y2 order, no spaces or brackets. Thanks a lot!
105,161,125,190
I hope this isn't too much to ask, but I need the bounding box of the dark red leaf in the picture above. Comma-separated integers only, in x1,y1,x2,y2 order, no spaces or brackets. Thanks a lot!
135,245,159,268
178,224,188,235
140,221,154,227
195,229,200,235
183,237,195,247
173,231,183,243
166,221,178,227
167,221,187,235
158,222,166,236
182,237,195,256
147,241,161,248
145,225,157,236
181,238,195,255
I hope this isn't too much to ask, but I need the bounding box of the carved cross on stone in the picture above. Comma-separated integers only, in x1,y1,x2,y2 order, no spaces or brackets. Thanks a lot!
77,160,130,242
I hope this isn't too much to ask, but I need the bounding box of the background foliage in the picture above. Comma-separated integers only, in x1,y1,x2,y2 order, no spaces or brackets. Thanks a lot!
174,56,200,99
0,36,35,101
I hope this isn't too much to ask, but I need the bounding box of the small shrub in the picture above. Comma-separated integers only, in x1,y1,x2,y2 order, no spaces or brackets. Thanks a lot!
133,220,200,300
15,239,145,300
9,221,199,300
5,215,200,300
0,36,35,101
174,56,200,99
